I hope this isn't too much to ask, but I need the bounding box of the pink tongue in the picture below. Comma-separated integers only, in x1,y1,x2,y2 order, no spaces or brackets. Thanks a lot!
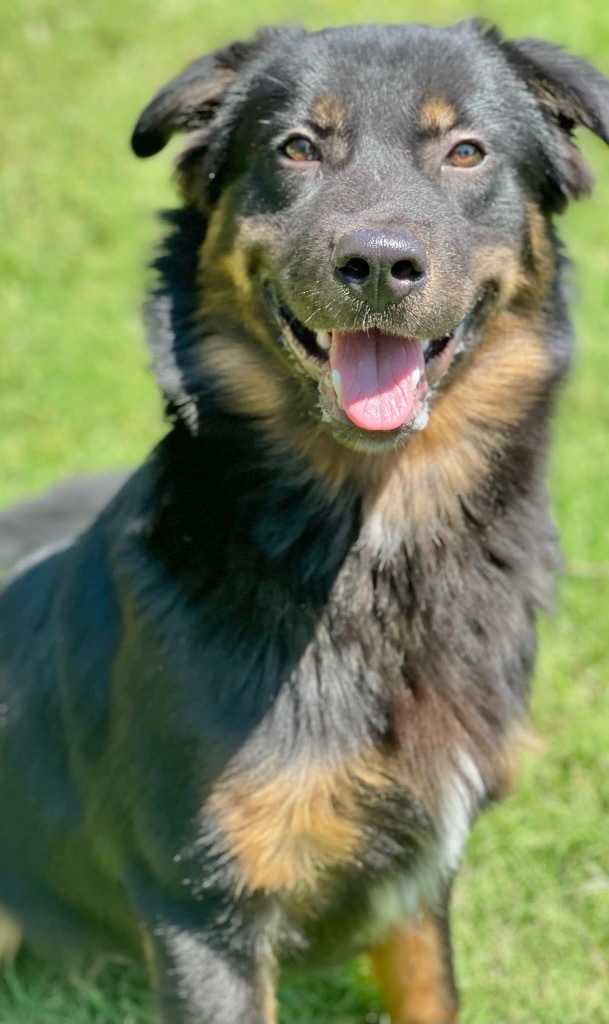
330,330,425,431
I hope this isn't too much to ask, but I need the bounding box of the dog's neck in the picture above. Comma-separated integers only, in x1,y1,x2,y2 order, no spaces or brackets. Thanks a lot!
145,422,361,608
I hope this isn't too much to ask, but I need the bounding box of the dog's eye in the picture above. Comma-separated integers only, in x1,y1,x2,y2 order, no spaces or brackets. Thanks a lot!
445,141,485,168
281,136,320,162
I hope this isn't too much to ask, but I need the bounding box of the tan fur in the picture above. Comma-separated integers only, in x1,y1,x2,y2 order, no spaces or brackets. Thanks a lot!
199,335,294,424
196,193,377,462
198,190,271,342
473,243,530,308
472,227,553,312
310,94,348,131
491,724,546,800
195,192,315,432
158,67,237,150
418,98,459,135
209,752,399,897
177,69,237,114
308,95,350,161
195,166,556,528
523,203,555,303
0,907,22,968
259,969,279,1024
368,908,458,1024
303,226,556,496
364,311,553,539
195,304,553,516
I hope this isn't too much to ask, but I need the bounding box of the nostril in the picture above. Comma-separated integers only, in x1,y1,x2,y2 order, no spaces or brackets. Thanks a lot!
391,259,424,282
338,257,370,282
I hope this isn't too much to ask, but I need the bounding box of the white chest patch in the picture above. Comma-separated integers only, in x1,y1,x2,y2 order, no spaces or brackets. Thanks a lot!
364,751,486,943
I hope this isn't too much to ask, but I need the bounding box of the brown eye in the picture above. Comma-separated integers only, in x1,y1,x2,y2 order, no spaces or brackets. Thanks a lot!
445,141,485,168
281,136,320,162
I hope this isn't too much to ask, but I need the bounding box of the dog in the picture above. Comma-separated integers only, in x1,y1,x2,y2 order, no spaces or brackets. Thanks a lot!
1,19,608,1024
0,473,128,579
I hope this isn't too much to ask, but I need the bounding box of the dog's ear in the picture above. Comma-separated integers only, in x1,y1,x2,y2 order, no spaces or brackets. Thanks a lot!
499,34,609,207
131,35,267,159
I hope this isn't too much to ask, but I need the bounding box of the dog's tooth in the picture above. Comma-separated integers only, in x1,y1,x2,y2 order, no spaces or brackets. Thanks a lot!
412,367,421,388
317,330,331,352
331,369,343,407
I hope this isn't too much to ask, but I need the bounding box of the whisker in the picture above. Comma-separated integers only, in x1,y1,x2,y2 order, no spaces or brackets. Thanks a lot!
260,72,287,89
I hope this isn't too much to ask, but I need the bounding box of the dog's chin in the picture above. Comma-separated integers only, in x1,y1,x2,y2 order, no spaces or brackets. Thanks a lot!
266,290,469,452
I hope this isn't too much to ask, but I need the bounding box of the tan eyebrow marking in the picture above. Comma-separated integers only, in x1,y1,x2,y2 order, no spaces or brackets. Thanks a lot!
309,93,347,131
418,96,459,135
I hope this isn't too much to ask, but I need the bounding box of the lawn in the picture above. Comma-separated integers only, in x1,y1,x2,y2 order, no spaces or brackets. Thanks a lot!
1,0,609,1021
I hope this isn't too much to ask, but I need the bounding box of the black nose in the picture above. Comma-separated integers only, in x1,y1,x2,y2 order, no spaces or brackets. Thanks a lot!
333,228,428,311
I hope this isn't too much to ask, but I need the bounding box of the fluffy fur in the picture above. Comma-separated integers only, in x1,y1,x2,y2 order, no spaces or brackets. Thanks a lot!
1,19,608,1024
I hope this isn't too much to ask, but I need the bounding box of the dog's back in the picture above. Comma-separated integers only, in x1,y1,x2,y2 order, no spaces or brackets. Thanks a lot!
0,472,127,578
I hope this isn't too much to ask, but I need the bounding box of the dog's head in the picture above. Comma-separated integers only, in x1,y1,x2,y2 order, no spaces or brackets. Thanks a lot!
132,21,609,459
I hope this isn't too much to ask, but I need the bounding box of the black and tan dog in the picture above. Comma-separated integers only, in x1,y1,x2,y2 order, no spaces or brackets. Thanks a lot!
1,19,608,1024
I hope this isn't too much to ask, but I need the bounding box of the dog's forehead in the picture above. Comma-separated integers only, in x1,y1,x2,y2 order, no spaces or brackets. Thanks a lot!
254,24,517,131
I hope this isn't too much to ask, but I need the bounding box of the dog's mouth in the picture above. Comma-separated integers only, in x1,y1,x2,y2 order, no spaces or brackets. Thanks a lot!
272,297,467,435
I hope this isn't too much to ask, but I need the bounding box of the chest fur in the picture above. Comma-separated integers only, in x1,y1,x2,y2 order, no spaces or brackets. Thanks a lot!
197,540,527,907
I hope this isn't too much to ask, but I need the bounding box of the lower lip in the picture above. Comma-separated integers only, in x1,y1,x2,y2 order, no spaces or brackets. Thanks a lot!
424,333,459,386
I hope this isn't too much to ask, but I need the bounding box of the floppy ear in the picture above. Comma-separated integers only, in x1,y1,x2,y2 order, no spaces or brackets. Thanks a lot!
131,36,267,159
499,36,609,207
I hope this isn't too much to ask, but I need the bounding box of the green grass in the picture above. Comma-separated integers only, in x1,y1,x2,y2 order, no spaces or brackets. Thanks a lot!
1,0,609,1020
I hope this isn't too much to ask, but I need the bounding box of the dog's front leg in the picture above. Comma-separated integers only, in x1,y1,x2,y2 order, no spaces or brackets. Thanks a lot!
367,902,458,1024
147,923,277,1024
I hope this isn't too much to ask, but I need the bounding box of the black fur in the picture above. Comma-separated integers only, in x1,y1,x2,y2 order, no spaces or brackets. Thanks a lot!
0,473,127,578
1,20,608,1024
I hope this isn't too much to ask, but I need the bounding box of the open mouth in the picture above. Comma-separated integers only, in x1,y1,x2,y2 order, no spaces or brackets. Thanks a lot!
274,298,466,435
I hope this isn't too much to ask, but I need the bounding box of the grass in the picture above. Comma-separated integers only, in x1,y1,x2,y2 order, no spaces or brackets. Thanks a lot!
1,0,609,1020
